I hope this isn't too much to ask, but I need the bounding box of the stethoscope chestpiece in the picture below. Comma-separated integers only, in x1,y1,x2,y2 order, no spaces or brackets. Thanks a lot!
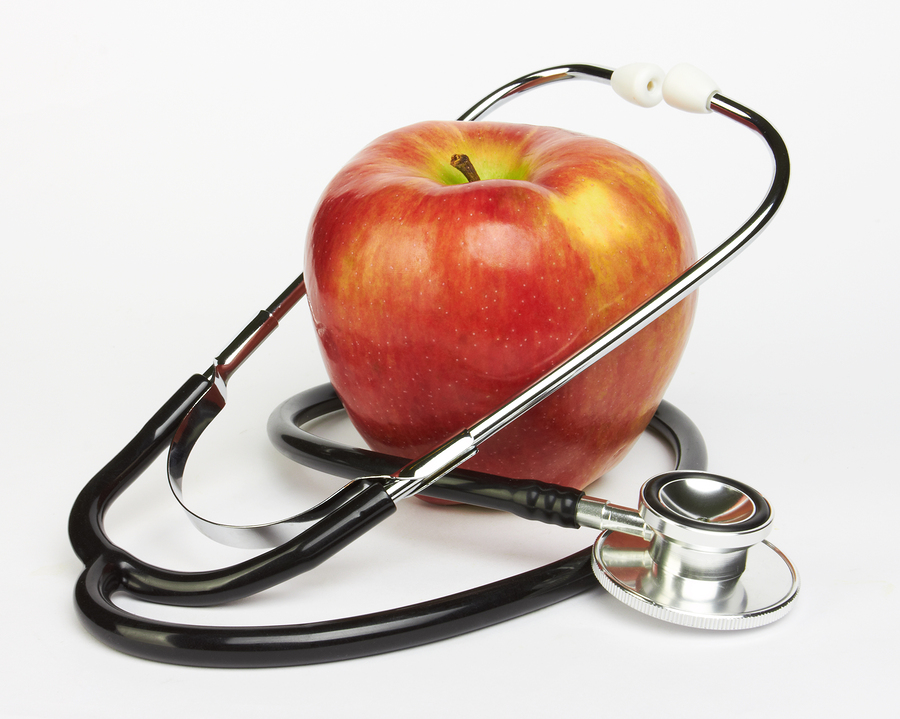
592,471,799,630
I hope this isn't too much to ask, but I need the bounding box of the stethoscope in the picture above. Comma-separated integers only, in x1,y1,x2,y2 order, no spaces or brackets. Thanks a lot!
68,62,798,667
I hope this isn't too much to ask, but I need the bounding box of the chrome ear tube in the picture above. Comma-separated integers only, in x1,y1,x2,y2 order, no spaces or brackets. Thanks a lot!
172,62,797,624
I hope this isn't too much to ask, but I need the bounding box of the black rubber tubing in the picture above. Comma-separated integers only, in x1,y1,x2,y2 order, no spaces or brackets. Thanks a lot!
69,379,705,667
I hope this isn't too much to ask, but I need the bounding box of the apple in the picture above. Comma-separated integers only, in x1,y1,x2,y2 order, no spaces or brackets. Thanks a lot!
305,120,696,492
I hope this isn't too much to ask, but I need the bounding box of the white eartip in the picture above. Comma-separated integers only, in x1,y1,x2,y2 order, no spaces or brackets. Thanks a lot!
662,63,719,113
611,63,665,107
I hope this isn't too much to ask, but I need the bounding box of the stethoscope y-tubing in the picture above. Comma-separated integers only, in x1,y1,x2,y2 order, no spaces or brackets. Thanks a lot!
70,381,703,667
68,62,789,667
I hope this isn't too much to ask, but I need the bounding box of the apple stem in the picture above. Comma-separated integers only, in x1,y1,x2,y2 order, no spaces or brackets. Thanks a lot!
450,154,481,183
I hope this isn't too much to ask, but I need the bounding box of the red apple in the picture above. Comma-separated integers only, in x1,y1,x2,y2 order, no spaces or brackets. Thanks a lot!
305,120,696,491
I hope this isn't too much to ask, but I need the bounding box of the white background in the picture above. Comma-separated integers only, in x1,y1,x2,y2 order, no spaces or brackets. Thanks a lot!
2,1,896,717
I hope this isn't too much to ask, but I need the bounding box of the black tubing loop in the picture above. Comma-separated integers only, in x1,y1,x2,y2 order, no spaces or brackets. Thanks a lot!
268,383,708,519
268,384,590,529
75,547,596,668
70,378,705,667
